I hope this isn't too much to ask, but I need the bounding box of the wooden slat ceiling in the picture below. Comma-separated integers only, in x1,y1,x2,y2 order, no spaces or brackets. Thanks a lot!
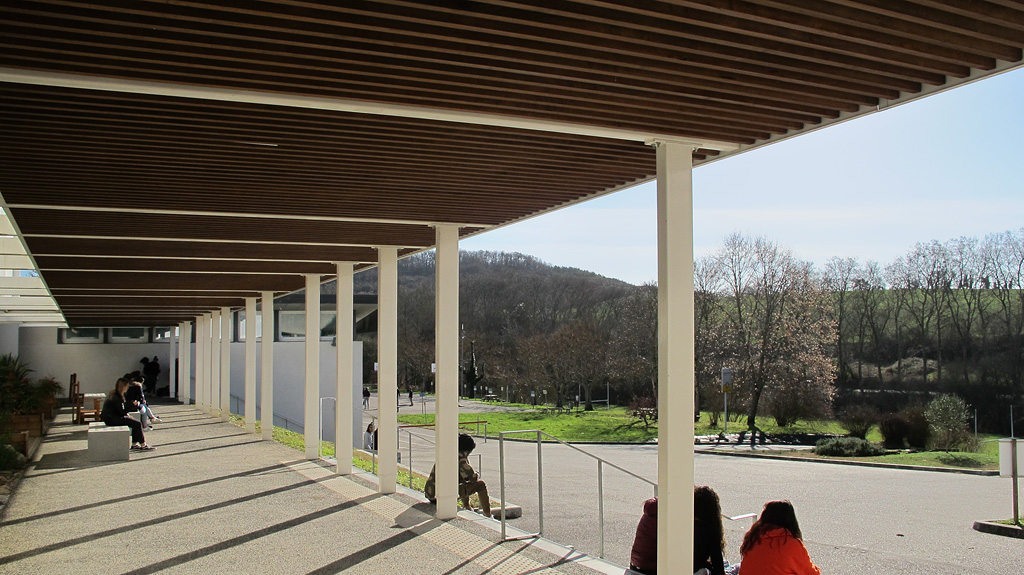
1,0,1022,327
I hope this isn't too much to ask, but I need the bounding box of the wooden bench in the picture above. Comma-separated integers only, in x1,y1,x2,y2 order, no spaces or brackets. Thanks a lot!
87,422,130,461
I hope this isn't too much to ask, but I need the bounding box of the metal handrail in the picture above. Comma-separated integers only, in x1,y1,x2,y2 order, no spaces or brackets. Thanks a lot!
230,393,301,433
498,429,657,559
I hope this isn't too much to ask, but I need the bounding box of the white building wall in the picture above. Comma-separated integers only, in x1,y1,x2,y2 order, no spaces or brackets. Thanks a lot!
16,327,362,446
0,323,20,357
19,327,169,394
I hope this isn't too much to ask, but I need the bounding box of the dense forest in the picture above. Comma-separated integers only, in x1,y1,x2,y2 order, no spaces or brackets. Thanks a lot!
350,228,1024,435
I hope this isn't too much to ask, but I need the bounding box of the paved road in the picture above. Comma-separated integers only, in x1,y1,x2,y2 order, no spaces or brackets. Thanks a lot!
363,399,1023,574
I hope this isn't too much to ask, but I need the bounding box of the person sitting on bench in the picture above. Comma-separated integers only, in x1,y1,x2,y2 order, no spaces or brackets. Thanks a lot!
125,373,161,430
424,433,490,517
101,378,154,451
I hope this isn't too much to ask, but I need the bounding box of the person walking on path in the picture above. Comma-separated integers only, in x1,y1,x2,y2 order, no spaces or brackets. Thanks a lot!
362,387,371,409
101,378,154,451
141,356,161,393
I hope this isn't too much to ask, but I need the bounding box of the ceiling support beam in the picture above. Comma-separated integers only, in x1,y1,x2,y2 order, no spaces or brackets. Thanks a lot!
0,68,740,152
180,321,191,407
260,292,275,442
244,297,257,434
434,224,461,520
304,274,321,460
335,263,355,476
654,140,697,575
376,247,399,494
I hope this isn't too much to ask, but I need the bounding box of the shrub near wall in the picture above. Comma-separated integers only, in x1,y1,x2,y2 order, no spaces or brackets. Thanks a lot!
814,437,885,457
879,413,909,448
902,406,931,449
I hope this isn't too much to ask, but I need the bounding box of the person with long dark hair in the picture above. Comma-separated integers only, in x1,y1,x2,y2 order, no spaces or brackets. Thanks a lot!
694,485,726,575
101,378,154,451
739,500,819,575
629,486,733,575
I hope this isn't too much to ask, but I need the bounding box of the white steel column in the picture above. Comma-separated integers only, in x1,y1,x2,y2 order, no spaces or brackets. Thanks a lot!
205,313,215,413
169,328,178,400
304,274,321,460
210,309,221,417
335,263,355,475
655,141,696,575
245,297,258,433
197,314,207,412
181,321,192,406
220,307,231,421
434,225,460,519
377,247,399,493
260,291,275,440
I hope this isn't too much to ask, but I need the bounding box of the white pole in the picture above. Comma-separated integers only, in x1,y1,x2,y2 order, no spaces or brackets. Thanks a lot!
181,321,192,406
245,297,258,433
336,263,355,475
260,291,275,441
220,307,231,421
169,326,178,400
210,309,221,417
377,247,399,493
197,314,208,412
655,140,696,575
435,224,460,519
304,274,321,460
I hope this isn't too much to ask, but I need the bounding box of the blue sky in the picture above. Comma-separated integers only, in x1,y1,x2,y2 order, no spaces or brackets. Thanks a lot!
463,67,1024,286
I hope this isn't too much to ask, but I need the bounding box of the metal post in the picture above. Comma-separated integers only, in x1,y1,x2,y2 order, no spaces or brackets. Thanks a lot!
537,430,544,535
408,431,414,488
1013,437,1020,526
598,459,605,558
499,433,507,540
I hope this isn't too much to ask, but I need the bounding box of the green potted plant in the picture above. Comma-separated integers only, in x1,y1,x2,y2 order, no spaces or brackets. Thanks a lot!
0,354,45,439
33,376,64,420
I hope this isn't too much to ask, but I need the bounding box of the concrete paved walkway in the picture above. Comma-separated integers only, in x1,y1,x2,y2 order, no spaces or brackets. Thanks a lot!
0,405,613,575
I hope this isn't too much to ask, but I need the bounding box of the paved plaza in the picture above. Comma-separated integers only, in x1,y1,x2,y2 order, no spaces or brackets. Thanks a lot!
3,400,1021,575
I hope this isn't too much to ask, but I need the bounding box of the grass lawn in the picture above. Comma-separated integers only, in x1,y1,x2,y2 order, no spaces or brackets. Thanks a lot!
398,407,659,442
776,448,999,470
231,411,1000,473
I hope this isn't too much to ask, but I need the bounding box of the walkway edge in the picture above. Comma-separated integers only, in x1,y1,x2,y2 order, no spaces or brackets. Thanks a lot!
697,449,999,476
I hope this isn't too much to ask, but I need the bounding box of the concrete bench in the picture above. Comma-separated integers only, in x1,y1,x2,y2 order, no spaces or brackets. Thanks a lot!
87,422,131,461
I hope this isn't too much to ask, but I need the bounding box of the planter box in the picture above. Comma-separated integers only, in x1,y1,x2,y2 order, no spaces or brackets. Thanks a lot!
6,413,45,438
7,430,29,457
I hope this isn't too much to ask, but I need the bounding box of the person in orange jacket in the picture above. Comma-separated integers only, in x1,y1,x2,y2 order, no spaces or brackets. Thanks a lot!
739,500,820,575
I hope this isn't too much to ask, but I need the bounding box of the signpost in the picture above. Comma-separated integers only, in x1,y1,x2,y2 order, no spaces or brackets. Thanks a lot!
721,368,733,434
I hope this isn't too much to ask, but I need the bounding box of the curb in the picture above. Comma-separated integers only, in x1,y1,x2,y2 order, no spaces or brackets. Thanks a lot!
973,520,1024,539
697,449,999,476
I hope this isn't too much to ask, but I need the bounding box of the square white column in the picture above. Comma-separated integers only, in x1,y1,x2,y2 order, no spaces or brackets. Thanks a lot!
220,307,231,421
197,314,208,412
377,247,399,493
181,321,192,406
655,141,696,575
210,309,221,417
304,274,321,460
260,291,275,441
335,263,355,475
245,297,258,433
434,224,460,519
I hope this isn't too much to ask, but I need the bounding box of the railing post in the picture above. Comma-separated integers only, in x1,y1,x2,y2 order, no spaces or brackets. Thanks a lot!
499,432,507,540
408,431,414,488
537,430,544,535
598,459,605,558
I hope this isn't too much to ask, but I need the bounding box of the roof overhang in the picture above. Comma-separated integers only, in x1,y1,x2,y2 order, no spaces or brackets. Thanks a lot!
1,1,1021,327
